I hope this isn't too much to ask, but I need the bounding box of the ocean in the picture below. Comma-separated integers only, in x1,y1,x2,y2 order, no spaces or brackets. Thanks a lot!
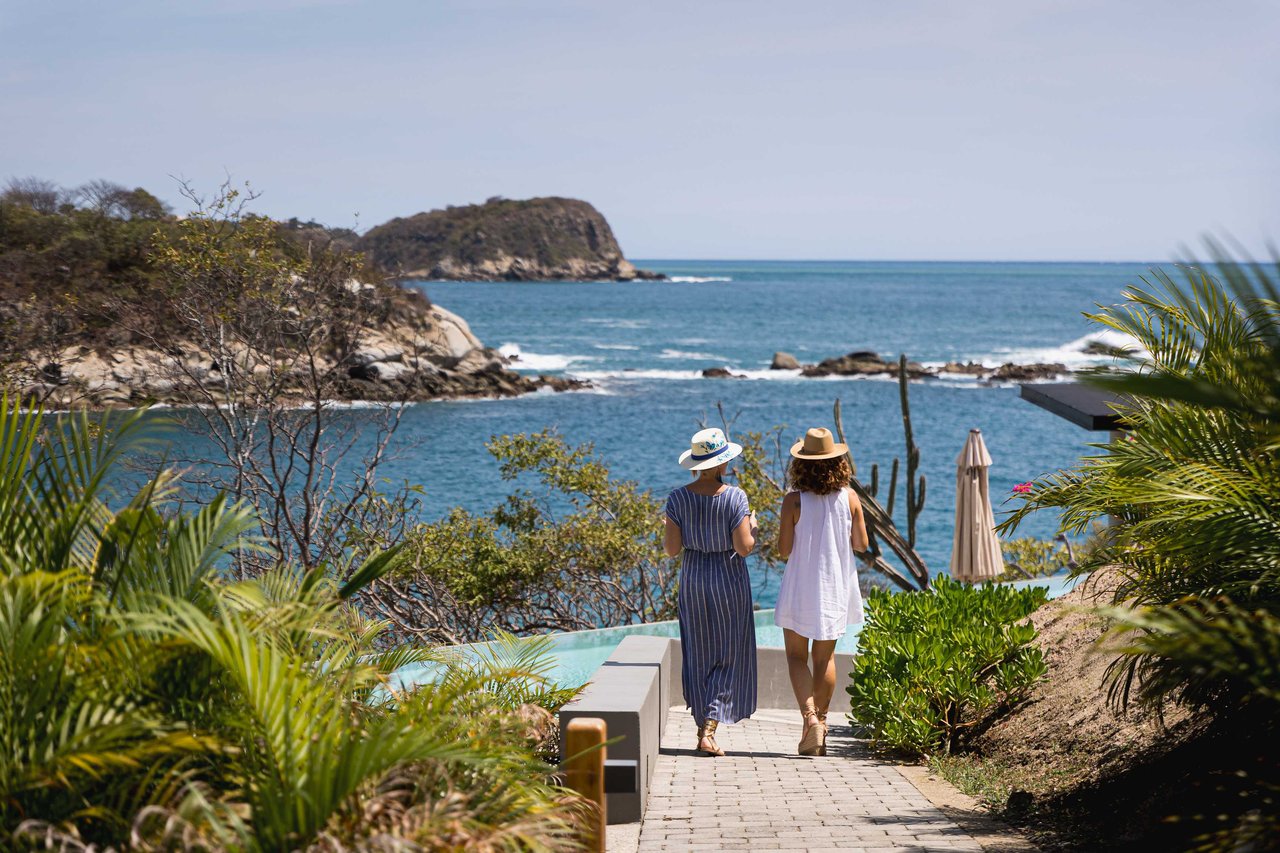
356,259,1151,606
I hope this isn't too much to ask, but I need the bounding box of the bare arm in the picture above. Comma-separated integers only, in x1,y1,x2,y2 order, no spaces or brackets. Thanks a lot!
732,512,756,558
663,516,683,558
777,491,800,560
848,490,869,552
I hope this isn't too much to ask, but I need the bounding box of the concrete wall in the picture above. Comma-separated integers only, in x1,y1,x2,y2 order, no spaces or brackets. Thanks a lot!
559,635,673,824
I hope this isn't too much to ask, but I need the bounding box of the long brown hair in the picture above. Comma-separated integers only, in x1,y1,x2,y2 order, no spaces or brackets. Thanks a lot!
789,455,852,495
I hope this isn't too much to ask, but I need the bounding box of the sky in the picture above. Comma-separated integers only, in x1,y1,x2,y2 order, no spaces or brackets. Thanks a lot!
1,0,1277,260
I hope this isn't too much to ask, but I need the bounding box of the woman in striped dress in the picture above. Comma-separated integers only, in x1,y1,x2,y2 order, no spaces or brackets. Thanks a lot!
663,428,758,757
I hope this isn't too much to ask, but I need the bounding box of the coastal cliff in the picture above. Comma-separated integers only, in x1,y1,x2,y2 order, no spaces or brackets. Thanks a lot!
358,196,663,281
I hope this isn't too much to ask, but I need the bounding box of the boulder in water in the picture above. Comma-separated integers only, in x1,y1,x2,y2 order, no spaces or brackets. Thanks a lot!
771,351,801,370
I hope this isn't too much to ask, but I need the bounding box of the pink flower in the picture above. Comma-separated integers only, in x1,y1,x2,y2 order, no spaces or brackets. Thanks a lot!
1012,482,1033,495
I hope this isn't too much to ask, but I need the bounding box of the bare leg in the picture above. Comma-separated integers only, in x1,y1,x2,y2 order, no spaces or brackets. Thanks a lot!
810,639,839,717
783,629,814,712
786,629,824,755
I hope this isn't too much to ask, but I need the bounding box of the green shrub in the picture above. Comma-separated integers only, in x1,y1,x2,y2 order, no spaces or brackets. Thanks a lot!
1000,535,1070,579
847,577,1049,757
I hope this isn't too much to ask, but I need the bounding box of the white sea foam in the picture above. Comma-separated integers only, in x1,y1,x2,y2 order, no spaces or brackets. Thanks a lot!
583,317,651,329
593,343,640,351
570,367,806,382
931,330,1150,370
570,368,704,381
497,343,598,372
658,348,729,361
667,276,733,283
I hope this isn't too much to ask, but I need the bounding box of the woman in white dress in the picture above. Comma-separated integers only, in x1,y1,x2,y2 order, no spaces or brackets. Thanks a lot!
774,427,869,756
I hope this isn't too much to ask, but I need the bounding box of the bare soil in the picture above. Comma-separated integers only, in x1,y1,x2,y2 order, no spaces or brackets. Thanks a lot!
945,570,1278,852
971,570,1194,785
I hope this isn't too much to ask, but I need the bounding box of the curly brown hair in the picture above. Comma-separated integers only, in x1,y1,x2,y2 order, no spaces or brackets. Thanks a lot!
789,455,852,495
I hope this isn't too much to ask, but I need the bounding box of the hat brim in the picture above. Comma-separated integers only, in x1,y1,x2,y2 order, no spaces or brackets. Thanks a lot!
789,439,849,460
679,442,744,471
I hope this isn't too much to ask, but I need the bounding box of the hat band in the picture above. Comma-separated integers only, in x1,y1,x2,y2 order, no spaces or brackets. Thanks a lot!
691,446,729,461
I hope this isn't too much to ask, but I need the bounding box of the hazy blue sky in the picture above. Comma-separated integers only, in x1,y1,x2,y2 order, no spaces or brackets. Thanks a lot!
2,1,1277,260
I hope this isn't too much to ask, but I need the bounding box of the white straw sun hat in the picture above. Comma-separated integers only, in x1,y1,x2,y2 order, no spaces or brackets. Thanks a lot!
678,427,744,471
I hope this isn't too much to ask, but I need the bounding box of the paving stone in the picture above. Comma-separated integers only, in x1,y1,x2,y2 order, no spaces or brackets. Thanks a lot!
628,708,988,853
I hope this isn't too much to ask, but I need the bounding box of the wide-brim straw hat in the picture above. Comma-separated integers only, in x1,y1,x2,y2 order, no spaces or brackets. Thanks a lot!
789,427,849,460
679,427,744,471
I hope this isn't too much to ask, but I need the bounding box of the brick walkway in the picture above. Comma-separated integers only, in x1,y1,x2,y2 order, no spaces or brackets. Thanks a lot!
626,708,986,853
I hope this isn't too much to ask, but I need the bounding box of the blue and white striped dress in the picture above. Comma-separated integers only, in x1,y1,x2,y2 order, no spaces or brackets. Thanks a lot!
665,484,757,726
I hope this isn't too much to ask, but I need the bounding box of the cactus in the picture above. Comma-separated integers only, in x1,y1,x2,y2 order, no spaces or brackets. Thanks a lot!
834,354,931,591
898,353,926,548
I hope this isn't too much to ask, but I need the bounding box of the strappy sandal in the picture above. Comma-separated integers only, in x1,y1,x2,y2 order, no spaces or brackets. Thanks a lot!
798,703,822,756
816,712,829,757
696,720,725,757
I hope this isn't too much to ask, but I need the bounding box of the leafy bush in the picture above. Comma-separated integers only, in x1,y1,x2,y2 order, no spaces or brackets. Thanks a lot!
0,399,586,850
1000,535,1071,579
363,429,679,644
847,577,1049,756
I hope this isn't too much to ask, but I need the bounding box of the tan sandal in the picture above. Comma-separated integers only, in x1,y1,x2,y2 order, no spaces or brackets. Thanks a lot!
697,720,725,757
798,703,822,756
816,712,829,757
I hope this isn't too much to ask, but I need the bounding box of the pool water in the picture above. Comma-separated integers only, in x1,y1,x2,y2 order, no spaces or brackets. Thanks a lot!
396,573,1082,691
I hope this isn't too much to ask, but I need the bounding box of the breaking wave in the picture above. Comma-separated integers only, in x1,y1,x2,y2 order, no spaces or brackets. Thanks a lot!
498,343,599,372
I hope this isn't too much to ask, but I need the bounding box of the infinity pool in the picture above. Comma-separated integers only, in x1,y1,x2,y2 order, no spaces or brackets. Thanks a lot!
397,573,1082,690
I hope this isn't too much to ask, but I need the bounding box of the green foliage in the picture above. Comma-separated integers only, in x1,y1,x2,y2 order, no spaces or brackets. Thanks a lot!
847,577,1049,757
1001,251,1280,720
0,397,585,850
1099,597,1280,712
379,430,678,642
1000,536,1070,579
0,177,387,385
731,426,787,567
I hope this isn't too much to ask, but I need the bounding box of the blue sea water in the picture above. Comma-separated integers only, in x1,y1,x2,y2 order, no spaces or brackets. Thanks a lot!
357,259,1150,607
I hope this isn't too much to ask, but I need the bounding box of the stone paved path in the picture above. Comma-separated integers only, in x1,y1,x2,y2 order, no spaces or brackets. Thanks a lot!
628,708,986,853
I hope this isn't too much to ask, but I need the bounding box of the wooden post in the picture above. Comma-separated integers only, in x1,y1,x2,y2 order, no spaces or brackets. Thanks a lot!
564,717,607,852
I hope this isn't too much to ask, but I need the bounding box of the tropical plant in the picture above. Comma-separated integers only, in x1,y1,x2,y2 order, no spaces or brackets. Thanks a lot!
1000,250,1280,721
362,430,679,644
846,577,1048,757
0,397,585,850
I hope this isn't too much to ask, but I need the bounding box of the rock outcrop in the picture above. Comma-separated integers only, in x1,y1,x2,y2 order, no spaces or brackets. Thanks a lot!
986,362,1070,382
801,351,930,379
770,351,801,370
764,350,1073,384
19,295,586,410
358,197,663,282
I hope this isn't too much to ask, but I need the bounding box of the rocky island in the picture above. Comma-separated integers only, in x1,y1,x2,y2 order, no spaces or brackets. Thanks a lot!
358,196,663,282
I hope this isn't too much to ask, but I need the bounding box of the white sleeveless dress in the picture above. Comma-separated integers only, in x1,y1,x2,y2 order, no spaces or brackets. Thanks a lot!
774,487,865,640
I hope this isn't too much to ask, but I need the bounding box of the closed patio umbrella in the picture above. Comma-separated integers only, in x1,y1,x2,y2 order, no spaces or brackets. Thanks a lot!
950,428,1004,583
